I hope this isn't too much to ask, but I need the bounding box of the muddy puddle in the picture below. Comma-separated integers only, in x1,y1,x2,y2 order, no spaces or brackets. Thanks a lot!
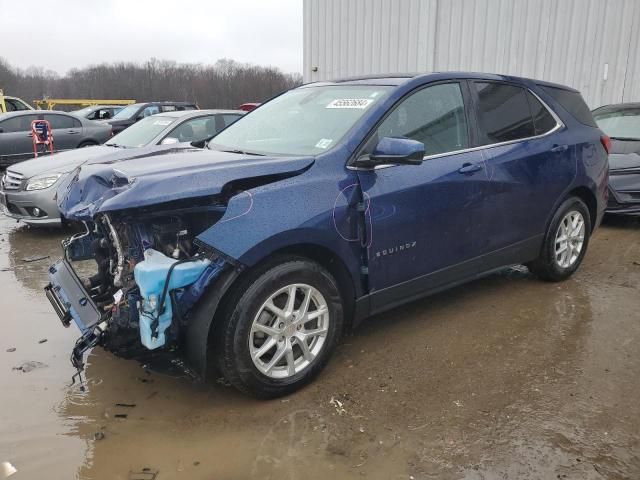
0,215,639,479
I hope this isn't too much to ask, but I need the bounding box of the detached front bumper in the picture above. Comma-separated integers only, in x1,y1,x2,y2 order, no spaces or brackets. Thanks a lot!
607,171,640,215
0,186,62,226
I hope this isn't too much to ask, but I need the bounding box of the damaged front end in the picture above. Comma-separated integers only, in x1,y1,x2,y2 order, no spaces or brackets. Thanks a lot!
46,200,231,386
44,149,315,386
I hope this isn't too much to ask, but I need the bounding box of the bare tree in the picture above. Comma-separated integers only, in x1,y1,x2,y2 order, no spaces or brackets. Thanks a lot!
0,57,302,109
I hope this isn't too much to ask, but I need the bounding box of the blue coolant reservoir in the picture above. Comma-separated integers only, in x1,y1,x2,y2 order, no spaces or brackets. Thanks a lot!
134,249,211,350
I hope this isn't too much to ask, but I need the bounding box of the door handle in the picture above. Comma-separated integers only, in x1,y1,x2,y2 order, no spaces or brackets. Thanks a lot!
67,130,79,134
551,144,568,153
458,163,483,174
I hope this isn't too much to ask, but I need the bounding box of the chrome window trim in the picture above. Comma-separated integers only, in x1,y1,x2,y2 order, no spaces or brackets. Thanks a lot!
348,88,564,171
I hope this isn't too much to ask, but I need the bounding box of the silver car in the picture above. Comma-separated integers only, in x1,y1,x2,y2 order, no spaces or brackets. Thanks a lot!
0,109,243,226
0,110,113,167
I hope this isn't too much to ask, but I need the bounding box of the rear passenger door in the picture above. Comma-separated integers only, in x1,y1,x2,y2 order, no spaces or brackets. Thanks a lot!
44,113,82,152
471,81,572,254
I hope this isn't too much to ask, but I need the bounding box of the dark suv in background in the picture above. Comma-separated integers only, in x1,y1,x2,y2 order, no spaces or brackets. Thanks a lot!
105,101,198,134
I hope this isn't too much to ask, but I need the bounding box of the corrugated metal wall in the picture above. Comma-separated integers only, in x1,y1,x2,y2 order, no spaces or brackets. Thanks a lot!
303,0,640,107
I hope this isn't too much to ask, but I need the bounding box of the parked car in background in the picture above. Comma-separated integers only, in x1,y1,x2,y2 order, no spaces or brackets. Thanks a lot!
0,109,242,226
46,73,608,398
592,103,640,215
105,101,198,134
0,110,112,167
238,102,260,111
71,105,124,121
0,94,33,113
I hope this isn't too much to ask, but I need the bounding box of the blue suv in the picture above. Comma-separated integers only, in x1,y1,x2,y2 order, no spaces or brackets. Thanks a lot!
46,73,609,397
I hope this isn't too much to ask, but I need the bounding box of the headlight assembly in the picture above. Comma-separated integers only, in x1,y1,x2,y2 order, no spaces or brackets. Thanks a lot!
26,173,63,191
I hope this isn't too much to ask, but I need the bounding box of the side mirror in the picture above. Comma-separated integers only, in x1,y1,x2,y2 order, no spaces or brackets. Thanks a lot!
160,137,179,145
355,137,425,168
190,139,207,148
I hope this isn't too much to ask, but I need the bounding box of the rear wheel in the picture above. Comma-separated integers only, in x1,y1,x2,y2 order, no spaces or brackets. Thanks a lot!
527,196,591,282
216,257,343,398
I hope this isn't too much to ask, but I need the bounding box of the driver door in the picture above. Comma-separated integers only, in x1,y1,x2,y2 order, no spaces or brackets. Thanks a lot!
355,82,487,309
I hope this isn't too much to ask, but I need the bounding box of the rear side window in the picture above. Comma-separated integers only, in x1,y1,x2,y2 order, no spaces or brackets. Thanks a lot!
526,91,557,135
44,114,81,129
376,82,469,156
474,82,535,144
540,86,597,127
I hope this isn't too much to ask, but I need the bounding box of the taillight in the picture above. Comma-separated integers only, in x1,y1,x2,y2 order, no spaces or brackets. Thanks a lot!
600,135,611,154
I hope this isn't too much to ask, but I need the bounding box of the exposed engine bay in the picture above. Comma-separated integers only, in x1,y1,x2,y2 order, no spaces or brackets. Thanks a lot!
50,196,233,387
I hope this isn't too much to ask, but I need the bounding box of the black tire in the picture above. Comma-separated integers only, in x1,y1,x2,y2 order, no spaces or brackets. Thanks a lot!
77,141,97,148
527,196,591,282
215,256,344,398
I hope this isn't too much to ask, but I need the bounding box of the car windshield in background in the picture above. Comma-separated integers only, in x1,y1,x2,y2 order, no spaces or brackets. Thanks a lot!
593,108,640,140
112,104,140,120
107,116,174,148
209,85,392,156
70,107,93,117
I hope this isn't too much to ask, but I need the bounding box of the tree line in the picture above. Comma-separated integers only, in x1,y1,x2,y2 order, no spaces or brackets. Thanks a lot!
0,57,302,109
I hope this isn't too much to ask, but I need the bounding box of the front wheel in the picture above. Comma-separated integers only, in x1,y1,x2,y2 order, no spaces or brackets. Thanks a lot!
216,257,344,398
527,196,591,282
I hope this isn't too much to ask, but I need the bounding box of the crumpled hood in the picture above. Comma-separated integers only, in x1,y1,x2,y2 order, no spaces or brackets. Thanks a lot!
57,148,315,221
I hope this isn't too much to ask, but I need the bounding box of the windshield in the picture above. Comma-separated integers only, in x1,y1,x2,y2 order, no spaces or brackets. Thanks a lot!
209,85,392,156
112,104,141,120
107,116,174,148
593,108,640,140
71,107,93,117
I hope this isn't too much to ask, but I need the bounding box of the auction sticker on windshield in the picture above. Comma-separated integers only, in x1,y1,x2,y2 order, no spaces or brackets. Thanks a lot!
326,99,373,109
152,120,172,126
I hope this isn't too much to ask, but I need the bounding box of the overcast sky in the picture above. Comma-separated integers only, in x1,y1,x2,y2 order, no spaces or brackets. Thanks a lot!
0,0,303,75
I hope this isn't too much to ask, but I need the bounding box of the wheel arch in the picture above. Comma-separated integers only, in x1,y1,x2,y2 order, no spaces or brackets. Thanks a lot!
567,186,597,232
185,242,360,379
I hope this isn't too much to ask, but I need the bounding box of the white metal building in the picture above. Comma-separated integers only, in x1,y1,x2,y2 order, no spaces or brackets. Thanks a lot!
303,0,640,108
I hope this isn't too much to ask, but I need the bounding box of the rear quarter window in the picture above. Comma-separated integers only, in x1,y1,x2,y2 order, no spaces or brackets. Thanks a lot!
540,86,597,127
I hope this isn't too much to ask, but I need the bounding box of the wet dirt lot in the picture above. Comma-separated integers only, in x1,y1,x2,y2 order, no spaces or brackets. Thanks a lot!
0,215,638,480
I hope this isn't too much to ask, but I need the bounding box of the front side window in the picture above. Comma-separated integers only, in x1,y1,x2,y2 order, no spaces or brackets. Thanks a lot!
475,82,535,144
0,114,39,132
141,106,160,118
167,116,217,142
222,114,242,127
108,115,174,148
376,83,469,156
6,99,30,112
209,85,392,156
593,107,640,140
112,104,140,120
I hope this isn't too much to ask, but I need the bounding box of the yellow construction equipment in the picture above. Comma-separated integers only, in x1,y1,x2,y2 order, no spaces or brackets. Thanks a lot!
0,89,34,113
33,98,136,110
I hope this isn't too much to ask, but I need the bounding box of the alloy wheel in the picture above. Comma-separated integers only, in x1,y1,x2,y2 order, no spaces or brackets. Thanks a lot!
554,210,585,268
249,283,330,379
